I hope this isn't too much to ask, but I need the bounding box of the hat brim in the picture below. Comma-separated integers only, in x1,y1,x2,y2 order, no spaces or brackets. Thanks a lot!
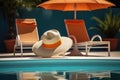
32,37,73,57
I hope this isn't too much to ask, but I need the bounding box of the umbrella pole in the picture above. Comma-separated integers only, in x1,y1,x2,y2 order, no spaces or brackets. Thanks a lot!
74,3,76,20
74,11,76,20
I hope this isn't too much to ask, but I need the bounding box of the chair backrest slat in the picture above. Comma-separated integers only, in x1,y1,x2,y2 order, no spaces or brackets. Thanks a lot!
65,19,90,42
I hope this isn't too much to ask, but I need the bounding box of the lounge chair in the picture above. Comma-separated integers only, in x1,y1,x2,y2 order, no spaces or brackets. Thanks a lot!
14,19,39,56
64,19,110,56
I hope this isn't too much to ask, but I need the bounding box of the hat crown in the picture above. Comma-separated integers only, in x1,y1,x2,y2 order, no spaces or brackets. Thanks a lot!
41,29,61,44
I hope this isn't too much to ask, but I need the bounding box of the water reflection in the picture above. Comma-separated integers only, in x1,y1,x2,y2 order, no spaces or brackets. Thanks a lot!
0,71,120,80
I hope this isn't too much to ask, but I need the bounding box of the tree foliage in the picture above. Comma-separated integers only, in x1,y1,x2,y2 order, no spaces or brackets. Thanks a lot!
0,0,48,39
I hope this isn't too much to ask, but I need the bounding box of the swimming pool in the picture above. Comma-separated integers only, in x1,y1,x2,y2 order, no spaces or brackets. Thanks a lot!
0,57,120,72
0,57,120,80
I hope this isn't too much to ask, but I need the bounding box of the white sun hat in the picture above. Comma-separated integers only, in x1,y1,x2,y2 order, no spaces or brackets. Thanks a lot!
32,29,73,57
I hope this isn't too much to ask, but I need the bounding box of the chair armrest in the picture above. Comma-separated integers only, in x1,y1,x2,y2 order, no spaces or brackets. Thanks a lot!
90,35,102,42
69,35,77,44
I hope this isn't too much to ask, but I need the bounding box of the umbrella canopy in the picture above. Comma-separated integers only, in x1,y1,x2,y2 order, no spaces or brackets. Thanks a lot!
38,0,115,19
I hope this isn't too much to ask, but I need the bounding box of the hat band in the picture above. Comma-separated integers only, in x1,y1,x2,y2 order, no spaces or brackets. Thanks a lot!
42,40,62,49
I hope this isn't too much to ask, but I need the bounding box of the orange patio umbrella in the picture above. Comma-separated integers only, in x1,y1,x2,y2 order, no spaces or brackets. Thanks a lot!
38,0,115,19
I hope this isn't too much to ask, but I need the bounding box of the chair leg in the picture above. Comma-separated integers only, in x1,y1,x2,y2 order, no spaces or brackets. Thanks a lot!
108,42,110,56
13,45,16,56
86,49,88,56
85,42,88,56
20,43,23,56
87,47,91,56
86,48,89,56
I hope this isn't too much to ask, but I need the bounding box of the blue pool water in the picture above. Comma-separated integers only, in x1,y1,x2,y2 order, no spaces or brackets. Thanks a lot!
0,58,120,80
0,58,120,72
